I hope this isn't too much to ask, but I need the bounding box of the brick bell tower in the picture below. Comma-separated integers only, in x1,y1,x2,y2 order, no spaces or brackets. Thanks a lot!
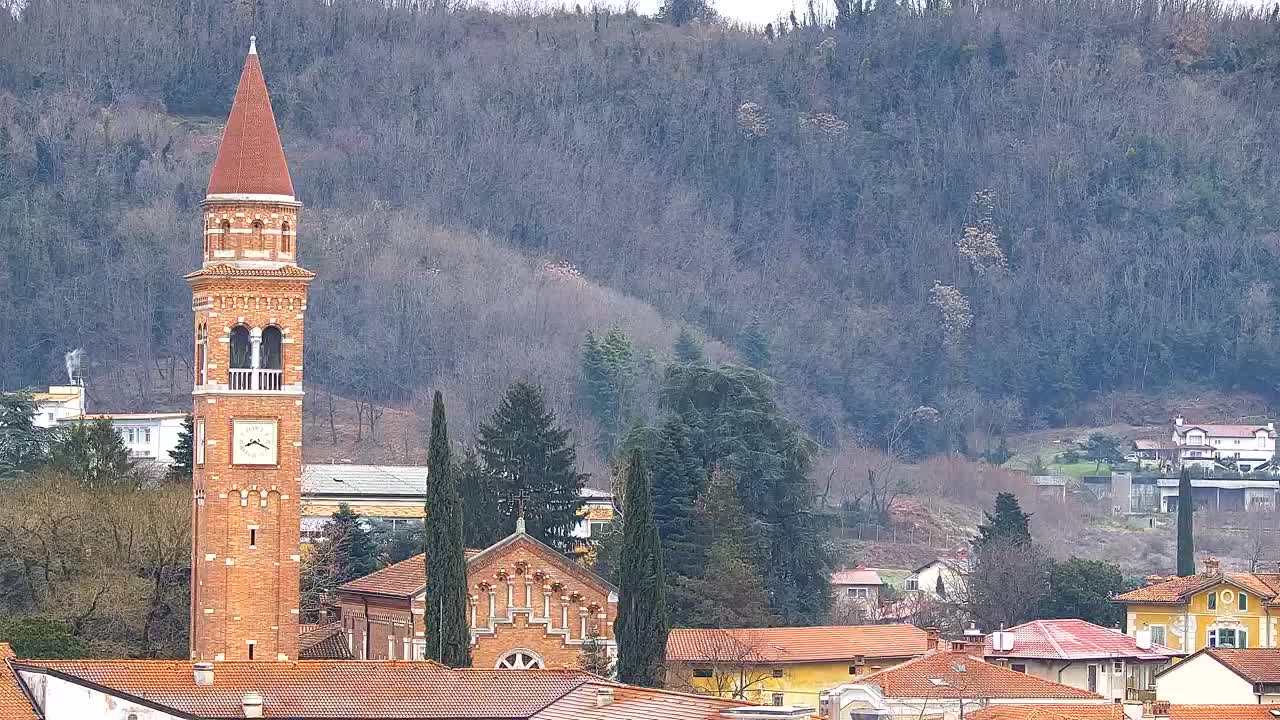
188,36,311,662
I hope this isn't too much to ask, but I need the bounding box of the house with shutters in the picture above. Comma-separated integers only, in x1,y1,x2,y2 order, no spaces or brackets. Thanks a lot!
333,516,616,670
1114,557,1280,653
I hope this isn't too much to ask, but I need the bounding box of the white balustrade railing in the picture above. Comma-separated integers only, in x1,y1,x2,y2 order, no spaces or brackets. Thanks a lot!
228,368,283,391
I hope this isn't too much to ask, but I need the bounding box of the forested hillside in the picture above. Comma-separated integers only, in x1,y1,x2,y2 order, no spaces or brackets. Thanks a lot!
4,0,1280,459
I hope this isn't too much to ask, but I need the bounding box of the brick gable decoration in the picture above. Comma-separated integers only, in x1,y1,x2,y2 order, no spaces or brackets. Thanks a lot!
335,522,618,669
189,37,311,663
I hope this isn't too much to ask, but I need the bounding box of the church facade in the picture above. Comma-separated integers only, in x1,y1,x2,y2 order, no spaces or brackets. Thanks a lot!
334,521,618,669
187,37,311,662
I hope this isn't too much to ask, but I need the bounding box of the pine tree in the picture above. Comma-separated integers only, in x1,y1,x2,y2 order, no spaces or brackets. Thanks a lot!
1177,466,1195,576
0,390,51,479
423,391,471,667
477,381,587,554
975,492,1032,548
674,469,774,628
322,503,379,585
615,448,668,687
672,327,706,365
580,326,634,455
457,448,505,549
48,418,139,490
166,414,195,482
988,27,1008,68
650,417,707,581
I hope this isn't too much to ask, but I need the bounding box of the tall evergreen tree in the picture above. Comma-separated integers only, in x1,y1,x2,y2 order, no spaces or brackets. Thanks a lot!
975,492,1033,548
457,448,504,549
423,391,470,667
48,418,139,490
736,318,771,370
322,503,379,585
650,417,707,581
1177,466,1195,576
477,381,587,554
672,327,706,365
0,390,51,479
580,326,634,455
659,364,830,624
166,414,194,482
615,449,668,687
674,469,775,628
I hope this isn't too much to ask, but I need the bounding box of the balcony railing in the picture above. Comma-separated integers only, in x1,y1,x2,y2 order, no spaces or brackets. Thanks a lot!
228,368,283,391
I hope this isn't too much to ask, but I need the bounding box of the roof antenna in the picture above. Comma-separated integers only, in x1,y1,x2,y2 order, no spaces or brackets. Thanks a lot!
249,35,257,55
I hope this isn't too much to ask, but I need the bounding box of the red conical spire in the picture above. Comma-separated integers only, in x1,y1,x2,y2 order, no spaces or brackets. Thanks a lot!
207,37,295,198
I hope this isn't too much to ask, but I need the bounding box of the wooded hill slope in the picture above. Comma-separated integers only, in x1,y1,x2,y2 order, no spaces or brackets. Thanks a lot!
4,0,1280,459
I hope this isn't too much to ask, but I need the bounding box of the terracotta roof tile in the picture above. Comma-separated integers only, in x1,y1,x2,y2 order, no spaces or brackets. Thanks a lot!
984,619,1181,661
665,624,927,664
856,651,1102,700
338,549,482,598
298,622,351,660
1202,648,1280,684
0,644,37,720
831,568,884,586
1113,572,1280,604
16,660,593,718
530,680,746,720
1175,424,1274,439
1168,705,1280,719
966,705,1123,720
186,263,316,280
207,44,294,197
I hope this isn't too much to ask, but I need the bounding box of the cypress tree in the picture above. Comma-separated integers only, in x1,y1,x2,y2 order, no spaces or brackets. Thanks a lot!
650,417,707,582
477,381,587,554
1177,466,1195,576
615,448,668,687
424,391,471,666
457,448,504,549
975,492,1033,548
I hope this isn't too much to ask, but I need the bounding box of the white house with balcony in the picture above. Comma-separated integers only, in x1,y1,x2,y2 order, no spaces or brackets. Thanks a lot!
1171,415,1276,472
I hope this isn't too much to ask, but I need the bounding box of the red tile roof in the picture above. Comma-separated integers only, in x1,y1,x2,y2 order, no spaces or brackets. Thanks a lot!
1114,572,1280,604
1175,424,1274,439
966,705,1123,720
1168,705,1280,719
530,681,746,720
16,660,590,718
856,651,1102,700
984,619,1181,661
831,568,884,586
1198,648,1280,684
338,549,482,598
298,622,351,660
665,624,927,664
207,42,294,198
0,644,37,720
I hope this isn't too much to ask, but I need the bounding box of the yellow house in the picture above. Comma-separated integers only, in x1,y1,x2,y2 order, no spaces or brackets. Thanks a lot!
1115,557,1280,653
664,624,927,707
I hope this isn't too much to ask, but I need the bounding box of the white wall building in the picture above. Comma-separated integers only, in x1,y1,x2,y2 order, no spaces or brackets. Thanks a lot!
59,413,188,465
1154,648,1280,705
30,386,86,428
1172,416,1276,472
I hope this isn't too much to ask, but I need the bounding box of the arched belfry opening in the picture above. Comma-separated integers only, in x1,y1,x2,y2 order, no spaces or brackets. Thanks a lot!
261,326,283,370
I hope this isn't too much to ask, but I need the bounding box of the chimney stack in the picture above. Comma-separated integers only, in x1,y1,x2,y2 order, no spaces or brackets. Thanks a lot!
925,627,940,651
242,691,264,718
1174,414,1184,427
595,687,615,708
1202,557,1221,577
193,662,214,687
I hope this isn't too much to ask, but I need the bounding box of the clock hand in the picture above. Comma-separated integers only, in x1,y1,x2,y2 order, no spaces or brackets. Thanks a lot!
247,439,266,449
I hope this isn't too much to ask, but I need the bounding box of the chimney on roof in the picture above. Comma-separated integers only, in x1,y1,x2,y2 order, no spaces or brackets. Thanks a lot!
193,662,214,686
595,687,615,708
1174,414,1184,427
1202,557,1221,577
925,627,940,651
242,691,264,719
1144,700,1171,719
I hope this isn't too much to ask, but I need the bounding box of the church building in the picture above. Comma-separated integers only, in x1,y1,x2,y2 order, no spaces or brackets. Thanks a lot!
187,36,311,662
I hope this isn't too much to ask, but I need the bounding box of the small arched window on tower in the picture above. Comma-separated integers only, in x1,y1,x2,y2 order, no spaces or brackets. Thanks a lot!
251,220,265,251
281,221,291,254
219,220,231,252
196,323,208,386
229,325,252,390
260,326,283,391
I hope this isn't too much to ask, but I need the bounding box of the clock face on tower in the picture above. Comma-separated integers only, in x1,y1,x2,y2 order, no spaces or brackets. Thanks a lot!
232,419,279,466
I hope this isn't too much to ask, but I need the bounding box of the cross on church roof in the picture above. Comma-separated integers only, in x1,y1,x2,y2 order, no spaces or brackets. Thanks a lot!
513,491,528,534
